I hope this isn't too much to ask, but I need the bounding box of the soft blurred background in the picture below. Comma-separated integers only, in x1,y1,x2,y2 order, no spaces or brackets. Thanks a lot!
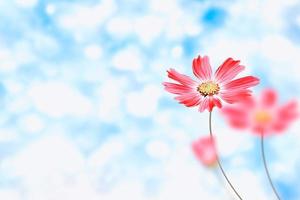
0,0,300,199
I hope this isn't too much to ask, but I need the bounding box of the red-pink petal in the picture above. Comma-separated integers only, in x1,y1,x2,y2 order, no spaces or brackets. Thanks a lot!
244,97,256,107
277,101,299,121
220,90,252,104
167,68,197,86
267,101,298,134
213,97,222,109
270,120,288,133
223,76,260,91
230,119,249,129
192,136,217,166
221,107,249,129
192,55,212,81
252,125,265,136
222,107,249,118
214,58,245,84
163,82,194,95
175,93,202,107
208,97,222,111
261,89,277,107
198,98,209,112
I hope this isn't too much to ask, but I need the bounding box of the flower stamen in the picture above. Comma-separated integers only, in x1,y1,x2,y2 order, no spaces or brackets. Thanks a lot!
254,111,272,124
197,81,220,97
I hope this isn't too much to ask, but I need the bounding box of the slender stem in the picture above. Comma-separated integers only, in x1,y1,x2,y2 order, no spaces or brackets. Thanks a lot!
209,111,243,200
261,132,281,200
212,168,237,200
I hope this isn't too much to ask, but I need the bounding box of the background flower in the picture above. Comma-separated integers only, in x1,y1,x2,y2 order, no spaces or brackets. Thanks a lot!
221,89,299,136
192,136,217,167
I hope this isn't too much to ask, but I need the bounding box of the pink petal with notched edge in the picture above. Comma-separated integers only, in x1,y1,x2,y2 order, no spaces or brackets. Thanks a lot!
163,82,194,95
167,68,197,86
220,90,252,104
198,97,209,112
261,89,277,107
192,56,212,81
214,58,245,84
175,93,202,107
223,76,260,91
213,97,222,108
208,97,222,111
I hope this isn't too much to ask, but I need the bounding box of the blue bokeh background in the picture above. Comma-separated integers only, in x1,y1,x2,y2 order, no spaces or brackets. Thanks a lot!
0,0,300,199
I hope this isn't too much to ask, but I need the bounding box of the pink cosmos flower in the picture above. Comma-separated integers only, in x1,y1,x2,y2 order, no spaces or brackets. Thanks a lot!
221,89,299,136
163,55,260,112
192,136,217,167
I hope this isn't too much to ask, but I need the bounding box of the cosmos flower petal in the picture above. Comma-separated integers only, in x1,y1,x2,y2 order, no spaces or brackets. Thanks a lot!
223,76,260,91
277,100,299,121
209,97,222,111
222,107,249,118
214,58,245,84
221,107,249,129
261,89,277,107
167,68,198,86
220,90,252,104
241,95,257,108
198,97,210,112
252,125,265,135
192,55,212,81
175,93,202,107
192,136,217,167
271,123,287,133
229,118,250,129
163,82,194,95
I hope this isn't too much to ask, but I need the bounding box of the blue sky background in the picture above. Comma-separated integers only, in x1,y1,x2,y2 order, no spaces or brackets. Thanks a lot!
0,0,300,199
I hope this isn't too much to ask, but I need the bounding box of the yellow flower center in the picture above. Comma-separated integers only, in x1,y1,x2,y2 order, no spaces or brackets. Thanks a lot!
254,111,272,124
197,81,220,97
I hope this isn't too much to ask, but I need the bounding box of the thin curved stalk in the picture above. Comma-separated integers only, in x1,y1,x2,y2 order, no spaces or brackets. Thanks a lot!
261,133,281,200
209,111,243,200
212,168,237,200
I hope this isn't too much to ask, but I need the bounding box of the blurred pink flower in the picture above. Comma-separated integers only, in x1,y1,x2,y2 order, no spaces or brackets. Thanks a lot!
163,55,259,112
221,89,299,136
192,136,217,167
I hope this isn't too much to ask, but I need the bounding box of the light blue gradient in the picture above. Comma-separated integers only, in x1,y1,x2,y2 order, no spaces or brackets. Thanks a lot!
0,0,299,199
